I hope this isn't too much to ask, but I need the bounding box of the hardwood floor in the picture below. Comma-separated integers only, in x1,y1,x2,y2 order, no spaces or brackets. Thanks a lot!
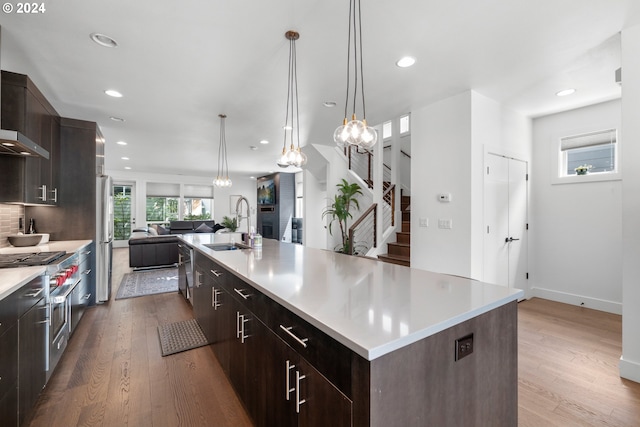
518,298,640,426
24,247,253,427
23,248,640,426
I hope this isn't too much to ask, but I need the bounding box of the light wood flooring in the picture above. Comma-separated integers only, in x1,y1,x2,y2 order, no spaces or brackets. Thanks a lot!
22,247,640,426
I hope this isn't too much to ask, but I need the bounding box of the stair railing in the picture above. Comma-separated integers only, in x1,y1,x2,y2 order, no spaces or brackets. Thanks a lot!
383,183,396,227
348,203,377,255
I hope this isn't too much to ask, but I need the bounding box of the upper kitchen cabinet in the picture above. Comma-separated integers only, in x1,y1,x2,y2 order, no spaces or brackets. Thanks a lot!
0,71,60,205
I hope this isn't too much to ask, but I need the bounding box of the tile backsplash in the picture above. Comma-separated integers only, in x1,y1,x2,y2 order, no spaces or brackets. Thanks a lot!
0,204,25,248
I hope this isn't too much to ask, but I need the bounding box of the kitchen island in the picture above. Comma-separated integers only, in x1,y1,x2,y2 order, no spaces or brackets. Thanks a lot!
180,233,524,426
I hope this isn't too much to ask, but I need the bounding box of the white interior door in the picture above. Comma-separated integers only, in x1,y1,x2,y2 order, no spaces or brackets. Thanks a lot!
484,153,528,290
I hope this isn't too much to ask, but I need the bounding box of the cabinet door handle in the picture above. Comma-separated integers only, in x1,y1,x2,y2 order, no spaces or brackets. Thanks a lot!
279,325,308,348
38,184,47,201
212,287,221,309
24,287,44,298
81,251,92,255
83,294,91,300
234,288,250,300
285,360,296,401
50,188,58,203
236,312,242,339
83,269,92,275
295,370,306,414
195,271,202,288
210,269,223,277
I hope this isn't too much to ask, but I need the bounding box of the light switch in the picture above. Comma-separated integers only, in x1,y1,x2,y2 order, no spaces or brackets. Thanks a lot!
419,218,428,227
438,219,453,229
438,193,452,202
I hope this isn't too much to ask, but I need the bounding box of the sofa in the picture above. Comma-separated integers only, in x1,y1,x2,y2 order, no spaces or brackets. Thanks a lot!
128,220,224,268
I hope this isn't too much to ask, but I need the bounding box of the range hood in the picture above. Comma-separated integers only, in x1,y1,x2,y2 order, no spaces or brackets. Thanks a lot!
0,129,50,159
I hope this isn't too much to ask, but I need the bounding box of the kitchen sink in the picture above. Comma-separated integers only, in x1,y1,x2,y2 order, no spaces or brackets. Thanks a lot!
204,242,252,251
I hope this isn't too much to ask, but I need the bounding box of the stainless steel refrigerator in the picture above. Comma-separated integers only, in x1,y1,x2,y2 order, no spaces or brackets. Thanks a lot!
96,175,113,302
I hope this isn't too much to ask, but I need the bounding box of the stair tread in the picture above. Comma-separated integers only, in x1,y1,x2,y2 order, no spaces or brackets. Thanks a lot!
388,242,410,248
378,253,410,261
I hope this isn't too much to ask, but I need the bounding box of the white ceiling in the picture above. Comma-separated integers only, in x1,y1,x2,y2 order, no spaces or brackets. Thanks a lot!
1,0,638,181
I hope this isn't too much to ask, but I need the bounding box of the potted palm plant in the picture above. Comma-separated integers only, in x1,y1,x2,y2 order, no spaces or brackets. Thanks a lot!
322,179,363,253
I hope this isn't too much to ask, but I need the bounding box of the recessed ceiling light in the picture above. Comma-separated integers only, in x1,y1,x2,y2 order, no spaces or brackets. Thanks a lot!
283,125,293,130
124,166,131,170
110,116,125,122
116,141,127,146
260,139,269,145
121,156,129,160
250,145,258,151
90,33,118,48
396,56,416,68
104,89,123,98
250,176,256,179
556,88,576,97
323,101,337,108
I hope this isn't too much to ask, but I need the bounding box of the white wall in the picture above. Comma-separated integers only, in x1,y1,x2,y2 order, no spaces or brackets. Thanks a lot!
106,169,257,232
530,99,622,314
411,91,530,280
620,24,640,383
411,91,474,277
302,169,326,250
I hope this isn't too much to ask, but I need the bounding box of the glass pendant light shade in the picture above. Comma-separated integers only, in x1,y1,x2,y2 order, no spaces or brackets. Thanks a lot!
277,30,308,169
334,0,377,149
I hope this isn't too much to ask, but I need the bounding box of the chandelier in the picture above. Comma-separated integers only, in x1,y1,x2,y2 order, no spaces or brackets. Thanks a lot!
213,114,232,187
277,30,307,168
333,0,378,149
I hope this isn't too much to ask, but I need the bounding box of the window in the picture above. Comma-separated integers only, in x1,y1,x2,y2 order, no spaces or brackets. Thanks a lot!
400,114,410,135
183,184,213,220
146,182,179,225
560,129,617,176
382,121,392,140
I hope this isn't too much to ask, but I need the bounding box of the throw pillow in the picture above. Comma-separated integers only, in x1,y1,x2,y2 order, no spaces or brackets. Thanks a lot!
195,223,214,233
157,225,169,235
147,227,158,236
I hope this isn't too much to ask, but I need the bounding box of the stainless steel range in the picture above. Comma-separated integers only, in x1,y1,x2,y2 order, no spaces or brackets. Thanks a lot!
0,250,80,381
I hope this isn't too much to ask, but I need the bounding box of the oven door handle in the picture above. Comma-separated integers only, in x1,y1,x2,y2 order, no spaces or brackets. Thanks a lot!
51,282,77,304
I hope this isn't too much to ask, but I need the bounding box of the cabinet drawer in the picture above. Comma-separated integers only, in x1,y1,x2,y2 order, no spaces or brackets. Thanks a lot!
0,292,19,337
267,302,353,398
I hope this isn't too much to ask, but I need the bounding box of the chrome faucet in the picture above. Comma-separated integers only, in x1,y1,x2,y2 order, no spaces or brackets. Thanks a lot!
235,196,252,233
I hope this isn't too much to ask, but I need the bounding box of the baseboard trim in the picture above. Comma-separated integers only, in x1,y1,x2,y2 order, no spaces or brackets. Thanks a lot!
620,357,640,384
530,287,622,315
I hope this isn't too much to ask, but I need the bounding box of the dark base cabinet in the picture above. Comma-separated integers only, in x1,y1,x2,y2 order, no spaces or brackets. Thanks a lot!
0,323,18,427
192,250,518,427
18,296,47,426
194,252,352,427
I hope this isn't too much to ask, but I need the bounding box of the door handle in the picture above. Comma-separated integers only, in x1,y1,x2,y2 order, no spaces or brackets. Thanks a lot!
505,237,520,243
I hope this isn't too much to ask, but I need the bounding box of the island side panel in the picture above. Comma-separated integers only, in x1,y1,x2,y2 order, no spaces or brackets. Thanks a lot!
367,301,518,426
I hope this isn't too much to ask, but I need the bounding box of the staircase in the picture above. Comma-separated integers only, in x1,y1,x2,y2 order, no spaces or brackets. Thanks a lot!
378,194,411,267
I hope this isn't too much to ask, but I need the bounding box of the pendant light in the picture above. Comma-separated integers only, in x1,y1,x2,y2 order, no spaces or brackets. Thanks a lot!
333,0,378,149
277,30,307,169
214,114,232,187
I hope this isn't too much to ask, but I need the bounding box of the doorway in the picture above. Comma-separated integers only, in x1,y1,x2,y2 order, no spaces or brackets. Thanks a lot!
113,183,135,248
483,152,528,290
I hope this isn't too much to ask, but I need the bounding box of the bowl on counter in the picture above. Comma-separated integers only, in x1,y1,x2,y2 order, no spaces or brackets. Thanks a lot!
7,233,49,247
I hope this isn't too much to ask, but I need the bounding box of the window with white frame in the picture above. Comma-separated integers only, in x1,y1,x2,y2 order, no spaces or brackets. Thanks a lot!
400,114,410,135
560,129,617,176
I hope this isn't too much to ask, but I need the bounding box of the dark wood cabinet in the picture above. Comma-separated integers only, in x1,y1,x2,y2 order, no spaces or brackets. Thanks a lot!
0,71,60,205
0,274,47,427
18,295,47,426
0,323,18,427
193,251,352,427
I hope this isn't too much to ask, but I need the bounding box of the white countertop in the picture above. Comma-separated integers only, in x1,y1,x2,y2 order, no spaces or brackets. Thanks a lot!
0,266,46,300
0,240,93,300
0,239,92,255
181,234,524,361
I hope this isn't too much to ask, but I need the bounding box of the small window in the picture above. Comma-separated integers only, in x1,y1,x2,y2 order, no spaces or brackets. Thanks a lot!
400,114,410,134
560,129,617,176
382,121,392,140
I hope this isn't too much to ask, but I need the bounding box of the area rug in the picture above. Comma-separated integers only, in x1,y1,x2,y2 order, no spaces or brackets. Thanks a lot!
115,267,179,300
157,318,209,357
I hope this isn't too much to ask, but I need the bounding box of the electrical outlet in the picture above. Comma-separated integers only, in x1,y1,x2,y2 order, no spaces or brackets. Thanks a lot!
455,333,473,361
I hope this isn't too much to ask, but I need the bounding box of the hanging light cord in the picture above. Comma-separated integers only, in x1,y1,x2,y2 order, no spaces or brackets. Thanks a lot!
357,0,367,120
344,0,367,120
293,36,300,150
